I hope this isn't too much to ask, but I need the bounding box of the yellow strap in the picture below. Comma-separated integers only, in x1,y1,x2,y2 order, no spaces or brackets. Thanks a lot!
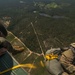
45,53,58,60
0,64,36,75
40,61,44,67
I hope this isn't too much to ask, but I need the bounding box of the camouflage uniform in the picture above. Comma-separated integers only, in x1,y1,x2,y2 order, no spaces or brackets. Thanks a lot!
60,48,75,73
44,48,69,75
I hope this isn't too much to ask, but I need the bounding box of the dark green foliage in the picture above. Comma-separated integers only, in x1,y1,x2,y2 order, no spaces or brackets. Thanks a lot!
0,0,75,54
0,1,75,75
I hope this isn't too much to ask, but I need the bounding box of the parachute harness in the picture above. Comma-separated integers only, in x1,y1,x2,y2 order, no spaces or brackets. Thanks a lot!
45,53,58,61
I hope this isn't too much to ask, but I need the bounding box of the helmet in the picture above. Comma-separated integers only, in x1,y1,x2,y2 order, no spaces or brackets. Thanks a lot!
70,43,75,48
0,23,7,37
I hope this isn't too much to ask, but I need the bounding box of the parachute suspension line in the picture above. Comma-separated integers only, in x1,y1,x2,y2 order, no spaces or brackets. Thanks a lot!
54,37,64,46
31,22,45,57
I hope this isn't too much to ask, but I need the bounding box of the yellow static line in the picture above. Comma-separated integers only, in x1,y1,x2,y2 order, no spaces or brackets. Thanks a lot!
45,53,58,60
40,61,44,67
0,64,36,75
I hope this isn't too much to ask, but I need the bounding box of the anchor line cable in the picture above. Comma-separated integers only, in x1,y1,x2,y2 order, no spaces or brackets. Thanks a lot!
31,22,45,58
